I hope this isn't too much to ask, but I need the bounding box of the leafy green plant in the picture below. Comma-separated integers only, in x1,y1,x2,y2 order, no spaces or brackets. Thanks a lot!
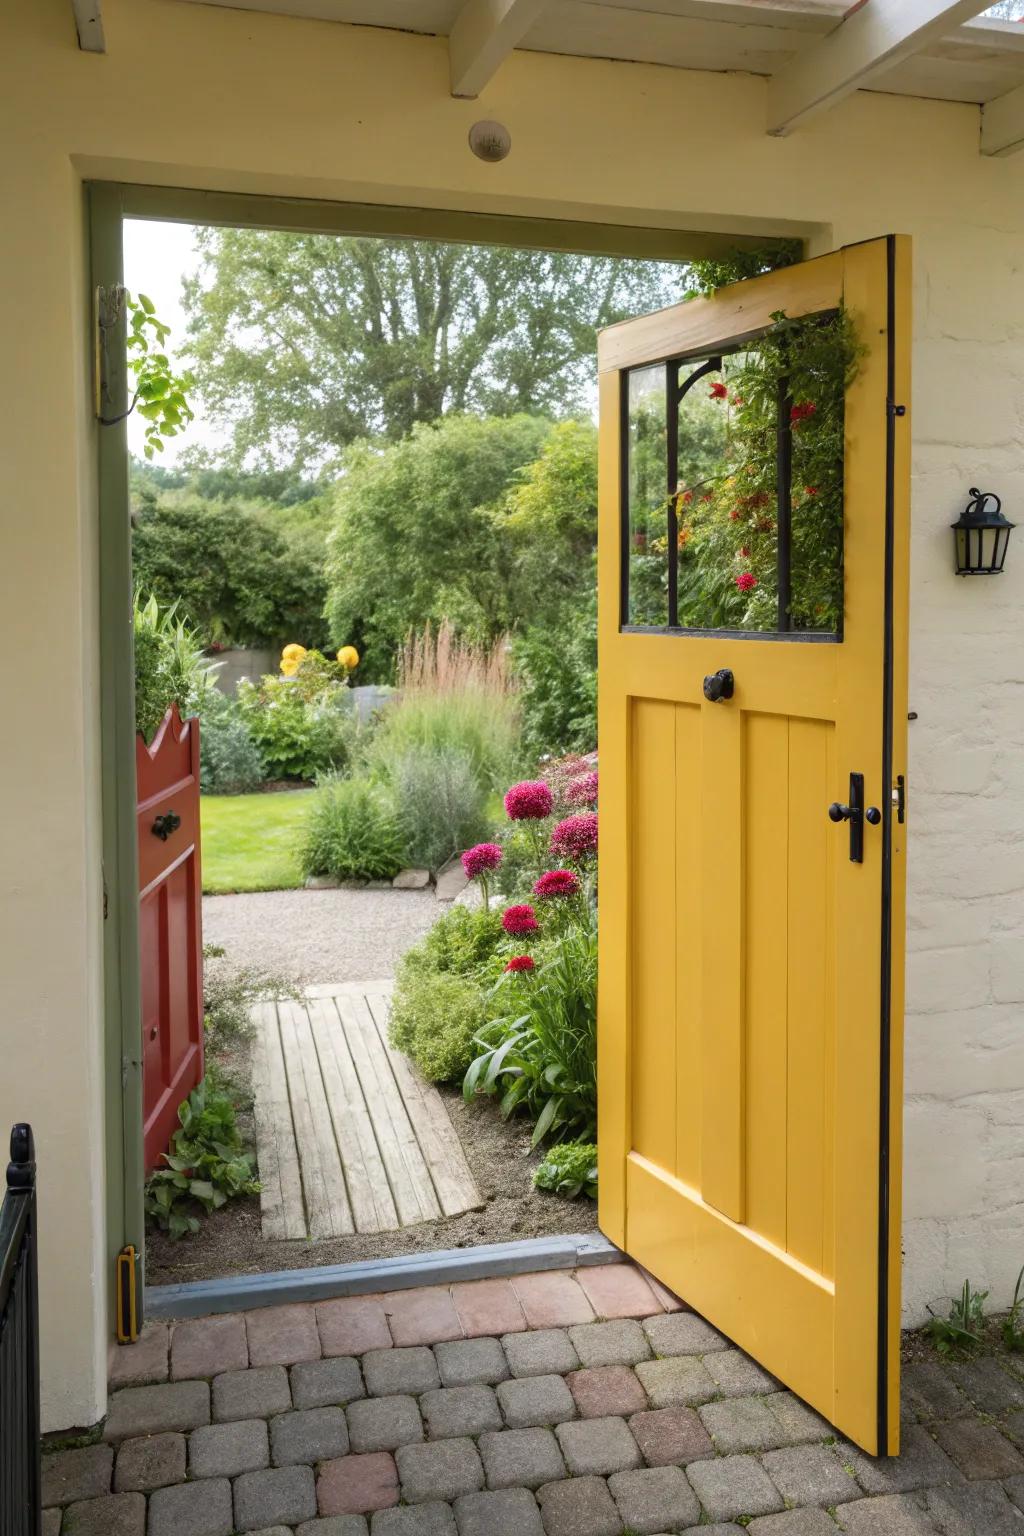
534,1143,598,1200
684,241,803,299
125,291,195,459
144,1080,259,1238
237,653,358,781
401,904,506,981
1003,1265,1024,1352
512,586,597,759
202,944,298,1044
389,971,488,1083
299,776,405,881
391,747,492,873
199,694,266,794
464,910,598,1147
133,589,218,743
925,1279,988,1355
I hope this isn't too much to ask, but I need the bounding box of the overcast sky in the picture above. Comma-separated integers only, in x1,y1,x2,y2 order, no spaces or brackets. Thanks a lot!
123,218,229,464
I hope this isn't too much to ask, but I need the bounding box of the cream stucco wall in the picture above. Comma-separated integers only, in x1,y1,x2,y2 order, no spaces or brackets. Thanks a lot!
3,0,1023,1429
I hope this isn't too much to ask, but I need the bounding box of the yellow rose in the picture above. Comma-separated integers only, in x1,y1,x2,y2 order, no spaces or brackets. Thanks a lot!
281,643,307,663
280,657,300,677
337,645,359,670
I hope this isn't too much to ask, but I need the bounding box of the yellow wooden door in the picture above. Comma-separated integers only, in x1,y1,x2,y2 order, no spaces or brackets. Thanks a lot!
597,237,910,1456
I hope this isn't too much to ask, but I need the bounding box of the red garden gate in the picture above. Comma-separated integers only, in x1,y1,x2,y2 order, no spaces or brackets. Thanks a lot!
136,704,204,1172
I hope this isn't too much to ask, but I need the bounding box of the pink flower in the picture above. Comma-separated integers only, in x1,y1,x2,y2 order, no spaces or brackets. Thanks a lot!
550,813,598,862
502,904,539,936
505,954,535,973
461,843,503,879
735,572,757,593
534,869,580,900
566,771,598,807
504,780,554,821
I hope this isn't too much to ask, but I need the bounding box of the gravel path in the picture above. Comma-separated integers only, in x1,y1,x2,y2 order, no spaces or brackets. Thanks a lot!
202,886,440,984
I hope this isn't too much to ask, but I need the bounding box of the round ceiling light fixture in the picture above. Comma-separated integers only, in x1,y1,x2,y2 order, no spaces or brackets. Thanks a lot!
469,121,511,162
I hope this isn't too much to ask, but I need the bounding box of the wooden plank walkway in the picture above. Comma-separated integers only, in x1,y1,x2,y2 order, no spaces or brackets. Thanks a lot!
251,982,482,1241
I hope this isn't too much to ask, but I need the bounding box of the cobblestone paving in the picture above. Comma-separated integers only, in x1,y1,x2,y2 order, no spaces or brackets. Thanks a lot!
43,1263,1024,1535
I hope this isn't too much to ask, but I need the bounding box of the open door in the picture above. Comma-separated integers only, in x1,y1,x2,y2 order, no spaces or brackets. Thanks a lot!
597,237,910,1455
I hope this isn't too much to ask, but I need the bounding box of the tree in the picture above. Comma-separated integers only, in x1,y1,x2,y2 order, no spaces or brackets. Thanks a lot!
183,229,687,468
132,495,332,649
324,414,552,678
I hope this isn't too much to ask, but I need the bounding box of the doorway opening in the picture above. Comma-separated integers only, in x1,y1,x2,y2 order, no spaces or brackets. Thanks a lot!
99,187,784,1307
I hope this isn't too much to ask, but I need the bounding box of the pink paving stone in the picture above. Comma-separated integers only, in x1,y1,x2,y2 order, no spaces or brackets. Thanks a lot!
170,1314,248,1380
317,1452,399,1515
576,1264,661,1320
317,1295,392,1357
569,1365,648,1419
510,1271,595,1329
245,1305,321,1367
107,1323,169,1390
381,1287,463,1347
640,1270,688,1313
452,1279,527,1338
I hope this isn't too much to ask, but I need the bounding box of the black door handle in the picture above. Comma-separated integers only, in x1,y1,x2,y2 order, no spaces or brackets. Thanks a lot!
152,811,182,841
828,774,880,863
703,668,734,703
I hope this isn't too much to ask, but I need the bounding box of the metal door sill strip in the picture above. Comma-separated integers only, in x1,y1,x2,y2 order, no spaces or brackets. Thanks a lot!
145,1231,621,1319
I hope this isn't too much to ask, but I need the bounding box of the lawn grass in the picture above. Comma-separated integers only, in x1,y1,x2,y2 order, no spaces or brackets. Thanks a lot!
200,789,313,894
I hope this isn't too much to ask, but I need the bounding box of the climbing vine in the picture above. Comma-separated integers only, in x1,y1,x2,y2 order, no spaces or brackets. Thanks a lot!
125,291,194,458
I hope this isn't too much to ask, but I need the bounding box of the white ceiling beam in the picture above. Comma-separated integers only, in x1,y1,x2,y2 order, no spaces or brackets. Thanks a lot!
72,0,105,51
982,80,1024,156
449,0,549,97
767,0,993,136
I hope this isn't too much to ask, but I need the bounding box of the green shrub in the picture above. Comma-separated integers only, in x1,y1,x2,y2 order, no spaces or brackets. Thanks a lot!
199,695,265,794
144,1079,259,1238
134,590,218,743
513,588,597,759
465,908,598,1146
392,747,491,873
202,943,298,1043
534,1143,598,1200
238,652,358,781
299,776,404,881
389,971,488,1082
401,905,506,980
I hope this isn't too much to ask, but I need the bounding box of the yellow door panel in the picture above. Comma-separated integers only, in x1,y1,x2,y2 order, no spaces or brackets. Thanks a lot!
597,237,910,1455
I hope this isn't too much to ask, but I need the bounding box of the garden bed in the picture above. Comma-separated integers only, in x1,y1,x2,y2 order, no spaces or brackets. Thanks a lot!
146,1080,587,1286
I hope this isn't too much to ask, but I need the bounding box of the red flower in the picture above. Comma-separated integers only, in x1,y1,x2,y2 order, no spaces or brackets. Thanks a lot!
461,843,502,879
701,492,714,503
550,813,598,862
709,381,728,400
804,485,818,496
735,572,758,593
534,869,581,900
566,771,598,807
504,780,554,821
505,955,535,973
740,546,750,558
502,904,539,936
790,401,817,426
678,489,694,506
729,509,741,522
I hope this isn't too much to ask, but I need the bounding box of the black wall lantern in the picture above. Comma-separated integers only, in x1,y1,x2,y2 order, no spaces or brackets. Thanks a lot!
952,487,1015,576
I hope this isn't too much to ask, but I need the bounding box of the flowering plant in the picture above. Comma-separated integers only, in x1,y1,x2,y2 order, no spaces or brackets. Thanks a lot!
502,904,539,937
565,771,598,807
534,869,580,900
505,955,536,973
504,780,554,820
551,813,598,864
461,842,503,910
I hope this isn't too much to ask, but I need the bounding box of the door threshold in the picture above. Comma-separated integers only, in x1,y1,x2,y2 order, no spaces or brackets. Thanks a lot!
145,1230,621,1319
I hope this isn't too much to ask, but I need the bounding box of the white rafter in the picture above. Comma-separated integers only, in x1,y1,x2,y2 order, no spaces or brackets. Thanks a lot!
767,0,993,136
982,80,1024,155
449,0,549,98
72,0,105,51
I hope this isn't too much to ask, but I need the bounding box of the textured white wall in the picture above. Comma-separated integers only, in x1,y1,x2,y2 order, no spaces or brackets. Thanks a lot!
3,0,1024,1426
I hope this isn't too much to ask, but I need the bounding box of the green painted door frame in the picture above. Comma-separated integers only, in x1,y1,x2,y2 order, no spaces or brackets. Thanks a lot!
91,179,801,1330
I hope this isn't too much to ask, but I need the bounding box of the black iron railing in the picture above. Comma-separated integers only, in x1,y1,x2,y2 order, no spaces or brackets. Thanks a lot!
0,1125,42,1536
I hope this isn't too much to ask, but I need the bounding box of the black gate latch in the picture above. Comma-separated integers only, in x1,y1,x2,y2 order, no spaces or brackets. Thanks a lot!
828,773,881,864
152,811,182,841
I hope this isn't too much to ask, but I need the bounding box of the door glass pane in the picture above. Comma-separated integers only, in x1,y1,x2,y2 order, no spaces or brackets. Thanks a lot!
623,311,846,638
625,364,668,627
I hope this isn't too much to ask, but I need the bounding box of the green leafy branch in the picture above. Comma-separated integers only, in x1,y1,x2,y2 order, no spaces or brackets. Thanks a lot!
126,291,195,459
144,1079,259,1239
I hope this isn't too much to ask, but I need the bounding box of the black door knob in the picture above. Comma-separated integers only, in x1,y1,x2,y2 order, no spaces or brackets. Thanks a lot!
865,806,882,825
828,802,852,823
152,811,182,841
703,668,735,703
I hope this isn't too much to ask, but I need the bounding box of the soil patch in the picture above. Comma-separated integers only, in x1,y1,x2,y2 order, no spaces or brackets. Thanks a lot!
146,1077,589,1287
